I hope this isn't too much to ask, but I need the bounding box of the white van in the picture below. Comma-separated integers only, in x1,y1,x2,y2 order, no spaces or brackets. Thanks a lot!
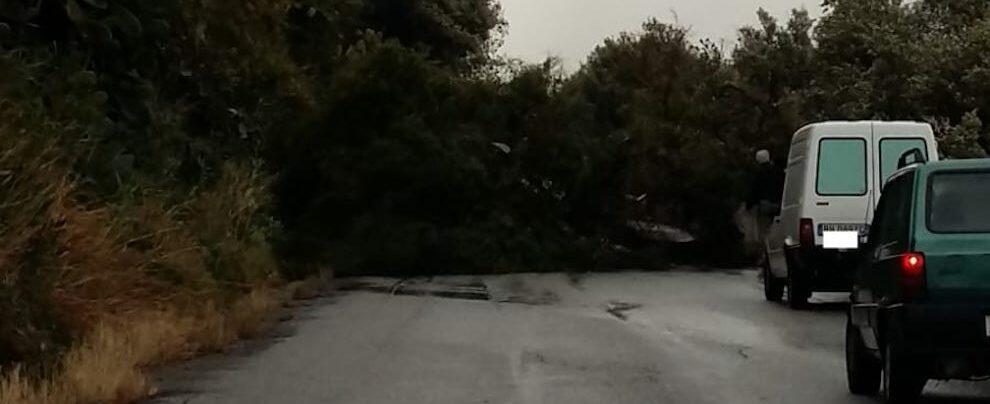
763,121,940,308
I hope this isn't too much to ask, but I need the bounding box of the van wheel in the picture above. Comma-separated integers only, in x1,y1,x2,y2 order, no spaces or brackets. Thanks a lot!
846,317,880,395
882,340,926,404
762,253,784,302
786,269,809,309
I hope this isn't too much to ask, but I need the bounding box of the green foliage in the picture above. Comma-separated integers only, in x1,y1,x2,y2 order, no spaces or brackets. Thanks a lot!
731,9,815,157
808,0,990,141
933,111,989,159
567,22,746,258
812,0,920,119
270,37,587,275
270,0,990,275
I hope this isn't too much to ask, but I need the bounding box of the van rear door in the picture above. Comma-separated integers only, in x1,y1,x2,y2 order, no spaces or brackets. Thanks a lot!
808,129,873,248
871,122,939,209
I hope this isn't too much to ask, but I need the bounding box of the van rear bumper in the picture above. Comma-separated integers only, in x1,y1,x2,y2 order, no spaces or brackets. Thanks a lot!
786,246,862,291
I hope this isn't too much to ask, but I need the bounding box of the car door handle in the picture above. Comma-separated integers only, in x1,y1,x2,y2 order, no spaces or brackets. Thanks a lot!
816,202,830,206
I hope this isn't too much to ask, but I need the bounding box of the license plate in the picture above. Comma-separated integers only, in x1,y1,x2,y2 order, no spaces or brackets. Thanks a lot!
819,223,868,235
823,231,859,249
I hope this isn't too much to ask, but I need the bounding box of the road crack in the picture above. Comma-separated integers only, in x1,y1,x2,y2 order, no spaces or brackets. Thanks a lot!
605,301,643,320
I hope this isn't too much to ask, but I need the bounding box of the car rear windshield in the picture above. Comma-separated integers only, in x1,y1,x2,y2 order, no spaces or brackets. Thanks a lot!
817,139,867,196
928,171,990,233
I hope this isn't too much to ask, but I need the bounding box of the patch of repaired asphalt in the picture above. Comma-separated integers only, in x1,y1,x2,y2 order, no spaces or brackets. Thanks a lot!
337,278,491,301
339,277,570,307
605,301,643,320
337,279,394,294
517,349,662,384
495,278,562,306
498,290,560,306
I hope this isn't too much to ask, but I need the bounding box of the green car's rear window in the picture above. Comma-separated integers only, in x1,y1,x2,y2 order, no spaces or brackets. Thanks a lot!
927,171,990,233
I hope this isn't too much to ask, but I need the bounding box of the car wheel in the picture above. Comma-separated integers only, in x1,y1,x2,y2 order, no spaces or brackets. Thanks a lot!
882,340,926,404
763,253,784,302
786,267,809,309
846,317,880,395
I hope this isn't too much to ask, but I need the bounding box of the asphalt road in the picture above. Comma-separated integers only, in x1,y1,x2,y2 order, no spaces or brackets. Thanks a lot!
151,269,990,404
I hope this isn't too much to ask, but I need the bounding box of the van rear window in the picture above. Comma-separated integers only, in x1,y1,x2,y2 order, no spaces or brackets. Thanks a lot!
817,139,867,196
880,139,927,183
928,171,990,233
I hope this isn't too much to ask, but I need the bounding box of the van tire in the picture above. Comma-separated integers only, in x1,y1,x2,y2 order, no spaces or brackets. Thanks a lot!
763,254,784,302
846,317,880,395
787,268,810,309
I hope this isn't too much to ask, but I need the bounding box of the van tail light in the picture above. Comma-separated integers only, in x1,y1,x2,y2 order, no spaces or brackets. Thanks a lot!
799,218,815,249
899,252,927,298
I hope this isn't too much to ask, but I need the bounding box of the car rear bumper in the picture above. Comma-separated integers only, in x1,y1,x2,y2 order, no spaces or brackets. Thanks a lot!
887,304,990,348
884,303,990,379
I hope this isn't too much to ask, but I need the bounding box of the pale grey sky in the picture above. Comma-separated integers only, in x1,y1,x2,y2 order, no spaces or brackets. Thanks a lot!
498,0,823,71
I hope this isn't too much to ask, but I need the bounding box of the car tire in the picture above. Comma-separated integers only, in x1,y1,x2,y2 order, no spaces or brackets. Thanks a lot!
763,253,784,302
882,340,926,404
786,267,809,309
846,317,880,395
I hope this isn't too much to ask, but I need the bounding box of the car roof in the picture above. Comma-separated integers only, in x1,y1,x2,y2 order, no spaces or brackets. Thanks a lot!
884,159,990,189
919,158,990,173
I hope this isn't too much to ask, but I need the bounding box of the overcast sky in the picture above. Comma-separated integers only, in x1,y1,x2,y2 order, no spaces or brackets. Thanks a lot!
498,0,823,71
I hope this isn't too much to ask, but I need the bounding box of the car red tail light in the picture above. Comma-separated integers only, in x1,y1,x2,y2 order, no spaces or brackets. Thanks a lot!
901,253,925,276
799,218,815,249
900,252,926,298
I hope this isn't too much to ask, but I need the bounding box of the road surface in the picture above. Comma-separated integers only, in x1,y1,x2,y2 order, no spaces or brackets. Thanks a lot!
151,269,990,403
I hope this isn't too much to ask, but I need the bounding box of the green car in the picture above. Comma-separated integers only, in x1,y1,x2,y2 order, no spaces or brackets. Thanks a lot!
846,158,990,403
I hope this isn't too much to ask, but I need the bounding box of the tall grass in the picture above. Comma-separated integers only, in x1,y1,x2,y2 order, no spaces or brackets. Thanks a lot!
0,103,291,402
0,0,323,399
0,290,282,404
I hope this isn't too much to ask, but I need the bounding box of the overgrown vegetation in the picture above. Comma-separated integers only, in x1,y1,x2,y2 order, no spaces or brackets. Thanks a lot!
0,0,307,401
273,0,990,276
2,0,990,401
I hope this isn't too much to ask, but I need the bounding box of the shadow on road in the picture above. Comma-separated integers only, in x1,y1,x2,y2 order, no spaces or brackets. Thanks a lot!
802,301,848,313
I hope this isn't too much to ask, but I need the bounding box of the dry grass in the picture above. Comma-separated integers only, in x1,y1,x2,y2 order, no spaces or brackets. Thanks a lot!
2,17,320,403
286,271,332,301
194,289,282,351
0,92,314,404
0,314,176,404
0,116,295,403
0,287,286,404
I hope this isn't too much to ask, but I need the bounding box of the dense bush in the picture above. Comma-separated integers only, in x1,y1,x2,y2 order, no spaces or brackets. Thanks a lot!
273,0,990,275
269,37,591,275
0,0,295,374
